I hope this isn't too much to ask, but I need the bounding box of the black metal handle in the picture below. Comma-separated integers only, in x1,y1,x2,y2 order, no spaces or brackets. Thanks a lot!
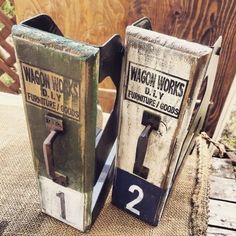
43,130,69,187
133,125,153,179
133,111,161,179
43,130,57,179
43,115,68,187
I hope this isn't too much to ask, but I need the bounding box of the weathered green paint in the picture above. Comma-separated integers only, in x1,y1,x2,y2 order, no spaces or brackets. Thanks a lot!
12,26,99,193
12,16,120,231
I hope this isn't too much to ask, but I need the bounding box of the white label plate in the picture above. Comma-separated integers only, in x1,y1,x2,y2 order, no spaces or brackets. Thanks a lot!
39,176,86,231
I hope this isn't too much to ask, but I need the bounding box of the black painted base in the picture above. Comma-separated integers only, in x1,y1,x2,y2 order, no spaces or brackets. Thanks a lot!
112,168,164,226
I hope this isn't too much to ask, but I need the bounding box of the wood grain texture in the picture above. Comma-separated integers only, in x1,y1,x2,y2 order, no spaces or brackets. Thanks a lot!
210,176,236,202
98,88,116,113
14,0,236,135
211,157,235,179
14,0,128,45
207,226,236,236
208,199,236,230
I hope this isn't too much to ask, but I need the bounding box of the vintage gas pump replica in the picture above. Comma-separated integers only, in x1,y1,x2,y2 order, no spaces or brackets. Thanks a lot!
12,15,123,232
112,18,221,225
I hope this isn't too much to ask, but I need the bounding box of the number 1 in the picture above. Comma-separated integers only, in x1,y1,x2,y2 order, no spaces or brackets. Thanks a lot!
56,192,66,219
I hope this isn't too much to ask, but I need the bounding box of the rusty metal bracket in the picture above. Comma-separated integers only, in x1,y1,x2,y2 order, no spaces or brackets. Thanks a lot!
43,114,69,187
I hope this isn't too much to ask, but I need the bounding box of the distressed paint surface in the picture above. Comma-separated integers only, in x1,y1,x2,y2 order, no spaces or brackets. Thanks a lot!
12,25,99,231
21,62,80,121
117,26,212,187
113,25,213,225
208,199,236,230
39,176,86,231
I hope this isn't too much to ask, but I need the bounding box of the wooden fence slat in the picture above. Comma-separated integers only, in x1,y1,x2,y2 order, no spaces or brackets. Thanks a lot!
209,199,236,230
0,2,20,93
207,226,236,236
0,45,15,67
11,15,16,23
0,9,14,29
8,81,20,93
0,79,15,93
211,158,235,179
5,56,15,67
0,59,19,83
0,39,15,60
210,176,236,202
0,26,11,40
0,0,6,6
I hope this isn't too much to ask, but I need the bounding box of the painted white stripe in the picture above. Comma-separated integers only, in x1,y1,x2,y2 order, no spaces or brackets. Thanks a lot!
39,176,88,231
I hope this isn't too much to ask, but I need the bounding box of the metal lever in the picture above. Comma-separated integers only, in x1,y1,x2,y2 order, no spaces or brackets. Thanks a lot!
43,115,69,187
133,111,161,179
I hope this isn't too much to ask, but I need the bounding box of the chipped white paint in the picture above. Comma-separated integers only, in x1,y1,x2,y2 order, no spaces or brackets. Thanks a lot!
208,199,236,230
39,176,90,231
117,25,212,187
210,176,236,202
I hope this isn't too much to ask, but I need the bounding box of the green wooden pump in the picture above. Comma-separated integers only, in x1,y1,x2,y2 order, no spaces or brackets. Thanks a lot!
12,14,123,232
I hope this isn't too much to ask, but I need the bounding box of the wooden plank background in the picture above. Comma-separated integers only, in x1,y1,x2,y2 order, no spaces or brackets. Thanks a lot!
14,0,236,136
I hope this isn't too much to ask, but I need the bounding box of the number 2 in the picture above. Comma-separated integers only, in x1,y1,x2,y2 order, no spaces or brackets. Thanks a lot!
125,185,144,215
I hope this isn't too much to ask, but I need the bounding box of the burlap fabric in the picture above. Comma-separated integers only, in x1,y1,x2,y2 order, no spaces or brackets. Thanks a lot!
0,95,211,236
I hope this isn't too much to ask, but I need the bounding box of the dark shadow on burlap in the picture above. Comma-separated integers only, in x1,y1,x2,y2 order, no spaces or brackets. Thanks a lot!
0,98,210,236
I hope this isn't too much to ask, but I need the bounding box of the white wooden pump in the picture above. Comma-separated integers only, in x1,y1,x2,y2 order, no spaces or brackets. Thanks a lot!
112,17,221,225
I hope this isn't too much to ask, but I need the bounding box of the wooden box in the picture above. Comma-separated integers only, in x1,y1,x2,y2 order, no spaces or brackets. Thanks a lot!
112,18,218,225
12,15,122,232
